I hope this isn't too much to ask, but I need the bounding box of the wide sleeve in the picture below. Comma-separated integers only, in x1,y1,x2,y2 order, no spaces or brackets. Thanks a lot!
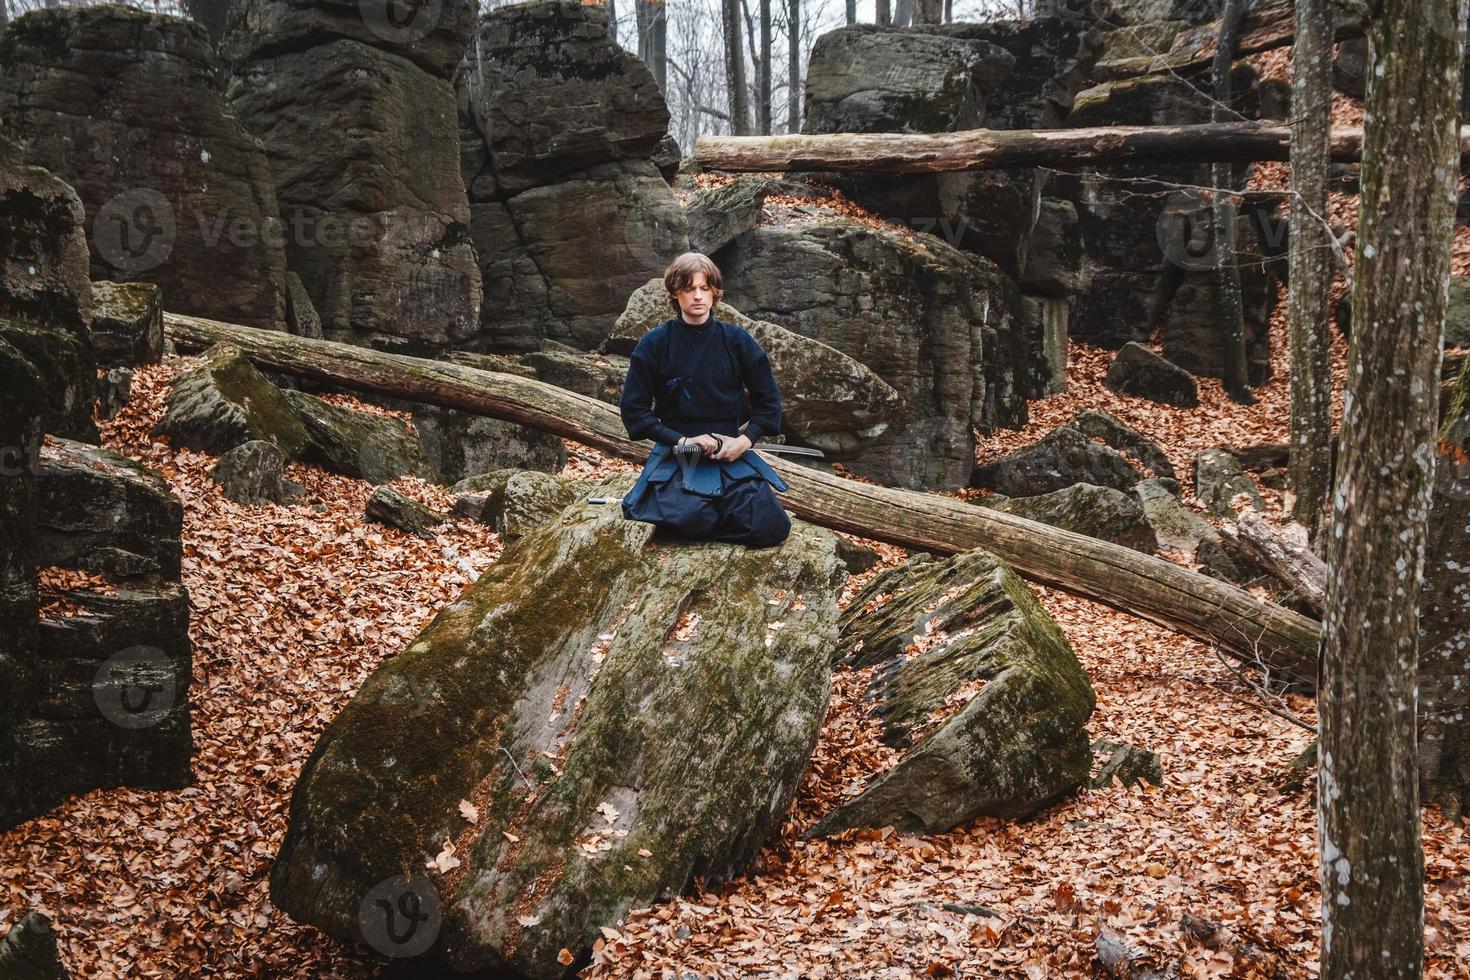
737,330,782,443
620,338,683,447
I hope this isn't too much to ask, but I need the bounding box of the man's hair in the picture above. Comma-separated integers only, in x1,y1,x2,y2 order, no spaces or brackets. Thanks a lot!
663,251,724,312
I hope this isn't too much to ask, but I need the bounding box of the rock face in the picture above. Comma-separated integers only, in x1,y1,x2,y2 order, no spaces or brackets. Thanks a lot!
2,438,193,831
0,153,98,443
1058,70,1280,384
812,549,1095,834
714,216,1038,489
222,0,480,354
801,18,1099,281
270,480,845,976
455,0,688,353
608,277,902,459
0,5,289,329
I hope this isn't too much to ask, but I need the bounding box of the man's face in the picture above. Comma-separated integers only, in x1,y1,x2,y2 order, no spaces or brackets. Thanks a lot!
675,273,715,323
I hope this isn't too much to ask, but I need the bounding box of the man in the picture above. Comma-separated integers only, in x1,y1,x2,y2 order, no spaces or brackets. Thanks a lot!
618,252,792,548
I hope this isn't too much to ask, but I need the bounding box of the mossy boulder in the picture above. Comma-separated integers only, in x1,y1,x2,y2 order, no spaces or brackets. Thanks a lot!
270,479,845,975
449,468,594,541
977,483,1158,553
281,389,439,485
971,423,1145,496
90,281,163,368
811,549,1095,834
153,343,311,457
1193,448,1265,519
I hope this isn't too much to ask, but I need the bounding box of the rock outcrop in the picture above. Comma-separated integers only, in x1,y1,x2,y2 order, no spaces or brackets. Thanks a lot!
270,479,845,976
0,4,289,329
714,215,1038,489
0,153,98,443
222,0,480,353
455,0,688,353
812,549,1095,834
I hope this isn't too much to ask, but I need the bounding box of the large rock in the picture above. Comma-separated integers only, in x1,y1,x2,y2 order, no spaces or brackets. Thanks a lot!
270,480,845,975
0,4,289,329
450,469,588,541
812,549,1094,833
1105,342,1199,407
1443,276,1470,349
971,423,1144,496
0,154,98,443
89,282,163,369
714,216,1039,489
0,911,69,980
977,483,1158,553
1068,408,1176,483
1022,293,1070,396
281,389,439,485
456,0,687,353
222,0,480,353
607,276,902,459
2,437,193,831
800,19,1098,280
210,440,309,505
153,343,311,457
1193,448,1264,519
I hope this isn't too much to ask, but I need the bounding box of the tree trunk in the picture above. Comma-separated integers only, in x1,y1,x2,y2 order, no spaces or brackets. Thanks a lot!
846,0,856,26
894,0,913,27
913,0,944,25
876,0,891,27
1318,0,1466,973
1420,356,1470,820
646,0,667,94
788,0,801,135
722,0,751,136
1210,0,1255,405
1287,0,1335,548
606,0,617,46
758,0,772,135
693,123,1470,174
161,311,1321,682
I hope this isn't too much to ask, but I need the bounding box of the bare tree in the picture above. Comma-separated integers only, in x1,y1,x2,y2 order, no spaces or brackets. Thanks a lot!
722,0,751,136
607,0,618,46
758,0,772,134
788,0,801,134
914,0,944,23
1287,0,1334,546
876,0,891,26
845,0,855,26
635,0,667,94
1318,0,1469,976
1210,0,1255,405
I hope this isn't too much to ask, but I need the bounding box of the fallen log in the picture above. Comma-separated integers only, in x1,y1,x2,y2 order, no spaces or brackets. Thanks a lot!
694,123,1470,175
1220,511,1327,616
163,312,1320,682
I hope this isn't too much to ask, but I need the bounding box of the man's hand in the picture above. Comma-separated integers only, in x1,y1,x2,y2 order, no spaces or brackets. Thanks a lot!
680,433,721,455
710,433,752,461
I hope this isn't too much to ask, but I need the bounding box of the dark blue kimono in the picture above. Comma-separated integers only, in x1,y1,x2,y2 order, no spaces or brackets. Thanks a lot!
619,313,792,548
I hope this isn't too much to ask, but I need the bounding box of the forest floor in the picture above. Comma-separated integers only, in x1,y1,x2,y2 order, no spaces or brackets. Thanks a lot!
2,306,1466,977
5,69,1470,979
